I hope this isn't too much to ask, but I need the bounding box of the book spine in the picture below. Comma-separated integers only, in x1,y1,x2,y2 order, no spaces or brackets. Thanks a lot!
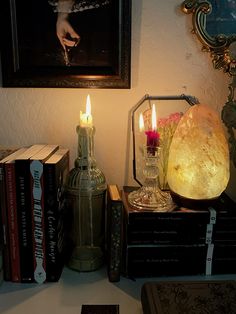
44,154,70,282
122,190,210,226
0,164,11,281
127,224,207,245
124,245,207,277
15,161,34,282
127,211,210,226
44,164,57,281
107,189,123,282
30,160,46,284
44,164,65,281
5,163,21,282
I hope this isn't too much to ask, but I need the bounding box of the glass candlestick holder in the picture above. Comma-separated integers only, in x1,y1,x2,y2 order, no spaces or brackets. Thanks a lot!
65,125,106,272
128,146,176,212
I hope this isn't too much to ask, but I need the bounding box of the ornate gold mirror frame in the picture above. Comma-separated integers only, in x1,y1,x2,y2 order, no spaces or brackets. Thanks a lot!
181,0,236,167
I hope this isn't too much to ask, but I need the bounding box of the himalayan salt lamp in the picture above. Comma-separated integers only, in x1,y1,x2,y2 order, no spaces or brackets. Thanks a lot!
167,104,230,200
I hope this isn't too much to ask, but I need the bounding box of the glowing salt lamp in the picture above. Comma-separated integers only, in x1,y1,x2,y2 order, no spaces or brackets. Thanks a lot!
167,104,230,200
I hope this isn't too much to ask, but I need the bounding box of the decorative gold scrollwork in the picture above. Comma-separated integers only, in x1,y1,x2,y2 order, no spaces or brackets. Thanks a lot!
181,0,236,75
181,0,236,167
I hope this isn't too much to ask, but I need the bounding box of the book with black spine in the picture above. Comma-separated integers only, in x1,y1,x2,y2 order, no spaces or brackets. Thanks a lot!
15,144,47,283
106,184,123,282
30,144,59,284
43,147,70,282
122,187,210,232
125,244,207,277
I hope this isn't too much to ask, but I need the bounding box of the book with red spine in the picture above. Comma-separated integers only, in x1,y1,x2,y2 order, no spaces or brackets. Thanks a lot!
0,148,21,281
29,144,59,283
4,148,27,282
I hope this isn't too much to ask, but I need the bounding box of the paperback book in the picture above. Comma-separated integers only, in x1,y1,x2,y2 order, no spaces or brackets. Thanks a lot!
29,144,59,283
0,148,18,281
15,144,46,282
4,147,28,282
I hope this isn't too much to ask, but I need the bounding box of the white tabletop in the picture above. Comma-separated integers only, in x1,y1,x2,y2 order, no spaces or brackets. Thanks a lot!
0,266,236,314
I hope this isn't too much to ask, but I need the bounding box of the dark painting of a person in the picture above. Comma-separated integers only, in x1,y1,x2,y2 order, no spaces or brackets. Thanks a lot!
16,0,118,69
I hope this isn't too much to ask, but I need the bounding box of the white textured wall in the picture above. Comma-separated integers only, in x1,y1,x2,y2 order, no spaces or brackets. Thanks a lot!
0,0,235,199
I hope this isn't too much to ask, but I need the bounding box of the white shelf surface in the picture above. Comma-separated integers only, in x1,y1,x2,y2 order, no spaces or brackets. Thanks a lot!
0,267,236,314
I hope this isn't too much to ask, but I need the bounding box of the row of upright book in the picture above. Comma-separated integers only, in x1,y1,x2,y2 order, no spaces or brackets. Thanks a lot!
0,144,70,283
106,185,236,282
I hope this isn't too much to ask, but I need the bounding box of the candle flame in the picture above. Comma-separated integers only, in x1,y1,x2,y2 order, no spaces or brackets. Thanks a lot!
79,94,93,127
152,104,157,131
139,113,144,132
86,94,91,115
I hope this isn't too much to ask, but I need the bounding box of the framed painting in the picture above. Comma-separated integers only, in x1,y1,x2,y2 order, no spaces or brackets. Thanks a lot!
0,0,131,88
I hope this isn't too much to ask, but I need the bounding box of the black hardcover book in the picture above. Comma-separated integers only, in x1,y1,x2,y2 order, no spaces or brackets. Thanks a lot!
124,244,207,278
210,243,236,273
141,281,236,314
43,148,70,282
15,144,46,282
123,187,236,245
212,193,236,243
106,184,123,282
127,223,207,245
122,188,210,246
122,187,210,228
122,187,236,278
212,258,236,274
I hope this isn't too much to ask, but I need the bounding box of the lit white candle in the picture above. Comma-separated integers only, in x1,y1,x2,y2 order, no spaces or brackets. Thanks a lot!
80,95,93,128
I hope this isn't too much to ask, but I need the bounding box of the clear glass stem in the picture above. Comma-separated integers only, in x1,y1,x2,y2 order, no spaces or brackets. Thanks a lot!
128,146,176,212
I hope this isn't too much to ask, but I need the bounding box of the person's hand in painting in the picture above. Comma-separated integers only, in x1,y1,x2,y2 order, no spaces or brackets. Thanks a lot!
56,12,80,50
49,0,111,65
50,0,80,65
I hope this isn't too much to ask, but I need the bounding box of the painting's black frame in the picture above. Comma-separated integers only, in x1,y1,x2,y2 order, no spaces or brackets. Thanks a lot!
0,0,131,89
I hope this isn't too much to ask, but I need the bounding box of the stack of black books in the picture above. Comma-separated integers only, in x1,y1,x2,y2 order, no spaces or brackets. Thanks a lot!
120,186,236,279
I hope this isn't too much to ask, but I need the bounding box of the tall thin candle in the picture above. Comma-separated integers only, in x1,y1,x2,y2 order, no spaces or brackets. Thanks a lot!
145,104,160,154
